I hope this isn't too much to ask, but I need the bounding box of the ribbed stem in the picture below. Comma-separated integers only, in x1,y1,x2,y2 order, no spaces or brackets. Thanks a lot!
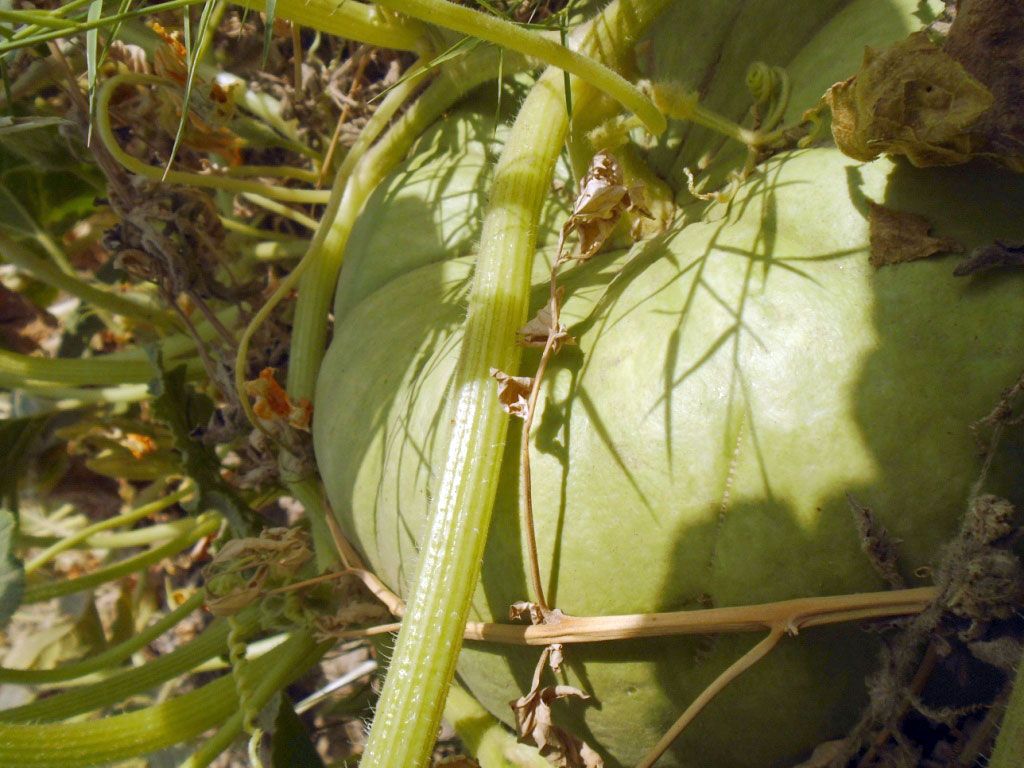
0,617,299,768
357,1,671,765
0,608,256,723
22,514,219,603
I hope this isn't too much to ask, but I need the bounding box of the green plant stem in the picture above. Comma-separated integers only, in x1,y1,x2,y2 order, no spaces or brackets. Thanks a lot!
95,74,332,203
376,0,666,136
991,657,1024,768
357,1,669,765
180,629,326,768
0,608,256,723
24,481,194,575
22,513,219,604
0,347,200,388
83,519,197,548
0,616,301,768
242,0,427,53
0,378,151,405
0,591,204,685
0,232,181,332
240,192,320,231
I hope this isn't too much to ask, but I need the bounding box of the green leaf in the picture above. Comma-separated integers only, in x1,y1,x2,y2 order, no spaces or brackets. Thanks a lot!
270,692,325,768
147,352,257,536
0,416,45,515
0,177,41,238
163,0,218,181
85,0,101,143
263,0,276,66
0,509,24,627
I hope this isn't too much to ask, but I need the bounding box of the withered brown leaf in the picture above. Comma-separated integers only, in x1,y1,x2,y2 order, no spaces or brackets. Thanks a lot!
560,150,652,261
867,202,961,268
824,31,994,167
510,646,603,768
490,368,534,419
516,288,575,352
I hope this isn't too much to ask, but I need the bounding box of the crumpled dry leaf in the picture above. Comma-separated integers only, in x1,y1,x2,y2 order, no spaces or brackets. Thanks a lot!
867,202,961,268
560,150,652,261
943,0,1024,172
210,526,313,574
511,685,602,768
245,368,313,431
953,240,1024,277
824,31,994,167
491,368,534,419
517,288,575,352
509,646,603,768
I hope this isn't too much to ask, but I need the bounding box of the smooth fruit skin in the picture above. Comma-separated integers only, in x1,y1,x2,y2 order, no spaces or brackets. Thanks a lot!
316,143,1024,766
315,2,1024,764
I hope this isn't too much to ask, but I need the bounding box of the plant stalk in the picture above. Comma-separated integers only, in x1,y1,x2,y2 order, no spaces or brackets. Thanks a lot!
357,1,671,765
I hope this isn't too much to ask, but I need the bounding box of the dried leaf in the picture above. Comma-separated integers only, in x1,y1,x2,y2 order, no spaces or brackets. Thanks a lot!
517,289,575,352
510,647,603,768
824,31,994,167
867,202,961,268
246,368,313,431
953,240,1024,277
491,368,534,419
511,683,602,768
561,150,652,261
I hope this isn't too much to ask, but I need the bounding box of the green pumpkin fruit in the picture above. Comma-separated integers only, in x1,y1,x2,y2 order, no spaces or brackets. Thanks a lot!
314,1,1024,765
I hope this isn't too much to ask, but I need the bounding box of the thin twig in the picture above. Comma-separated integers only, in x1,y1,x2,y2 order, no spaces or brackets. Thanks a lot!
317,48,370,189
635,626,786,768
518,259,566,612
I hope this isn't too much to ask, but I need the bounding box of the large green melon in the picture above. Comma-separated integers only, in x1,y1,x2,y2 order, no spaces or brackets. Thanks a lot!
314,1,1024,765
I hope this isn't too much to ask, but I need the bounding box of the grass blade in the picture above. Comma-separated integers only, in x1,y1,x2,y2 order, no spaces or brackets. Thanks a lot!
85,0,102,144
162,0,218,182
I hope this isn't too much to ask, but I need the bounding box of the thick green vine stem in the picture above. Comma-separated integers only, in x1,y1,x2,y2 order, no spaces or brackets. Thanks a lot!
180,630,326,768
0,621,310,768
0,609,256,723
376,0,666,136
244,0,427,53
357,1,671,765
